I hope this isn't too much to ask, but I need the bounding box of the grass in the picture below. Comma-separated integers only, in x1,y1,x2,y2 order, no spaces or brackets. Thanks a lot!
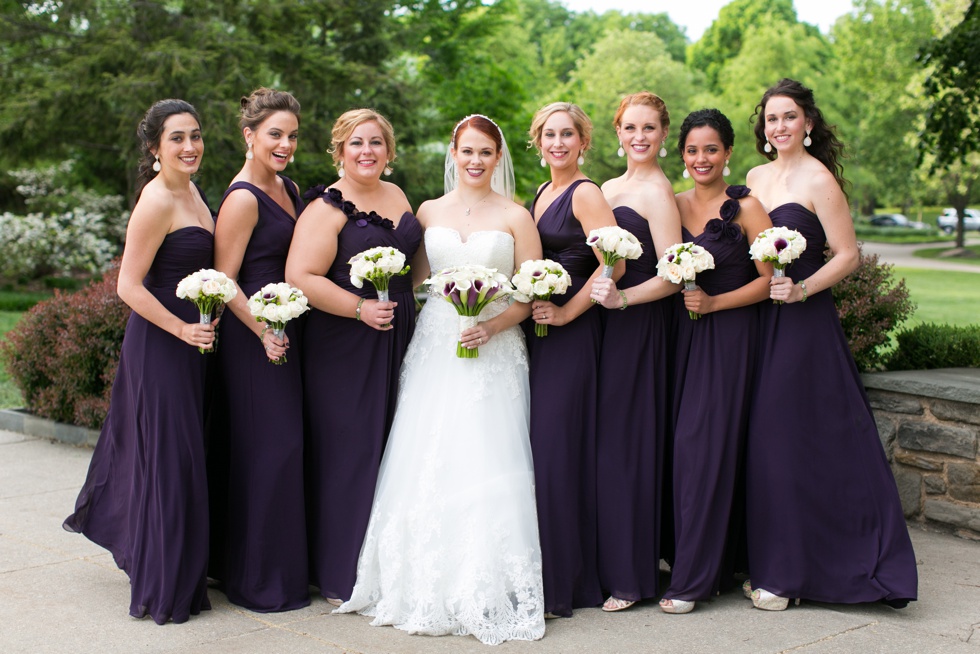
912,245,980,265
0,311,24,409
893,267,980,328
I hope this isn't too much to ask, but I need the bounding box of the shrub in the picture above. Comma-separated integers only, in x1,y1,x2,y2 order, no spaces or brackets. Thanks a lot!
0,261,129,428
887,323,980,370
832,248,916,372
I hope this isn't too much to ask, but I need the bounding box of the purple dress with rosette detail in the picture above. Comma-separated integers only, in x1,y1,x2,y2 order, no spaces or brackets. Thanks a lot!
745,202,917,605
301,186,423,603
662,185,760,602
526,179,603,616
208,177,310,612
64,200,213,624
596,206,668,602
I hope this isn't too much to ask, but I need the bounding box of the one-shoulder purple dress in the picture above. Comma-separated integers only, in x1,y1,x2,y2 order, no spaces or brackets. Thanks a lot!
662,185,759,603
208,177,310,612
302,187,423,603
745,202,917,605
527,179,603,616
596,205,668,602
64,225,213,624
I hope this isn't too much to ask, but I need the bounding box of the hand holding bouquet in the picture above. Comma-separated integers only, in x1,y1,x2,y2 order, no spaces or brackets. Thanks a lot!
176,269,238,352
247,283,310,364
511,259,571,337
656,243,715,320
586,226,643,279
348,246,410,303
749,227,807,304
425,264,513,358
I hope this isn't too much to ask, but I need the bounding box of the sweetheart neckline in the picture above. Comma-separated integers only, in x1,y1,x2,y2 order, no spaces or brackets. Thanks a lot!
428,225,515,245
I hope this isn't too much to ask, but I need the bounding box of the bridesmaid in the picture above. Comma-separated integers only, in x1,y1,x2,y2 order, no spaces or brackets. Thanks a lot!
526,102,620,618
589,91,681,611
286,108,423,606
743,78,917,610
63,99,214,624
209,88,309,612
658,109,772,614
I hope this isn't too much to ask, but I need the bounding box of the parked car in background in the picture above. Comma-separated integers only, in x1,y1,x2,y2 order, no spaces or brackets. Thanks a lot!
868,213,930,230
937,208,980,234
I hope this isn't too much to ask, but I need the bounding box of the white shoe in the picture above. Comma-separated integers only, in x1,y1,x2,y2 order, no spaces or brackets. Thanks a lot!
659,598,694,614
751,588,790,611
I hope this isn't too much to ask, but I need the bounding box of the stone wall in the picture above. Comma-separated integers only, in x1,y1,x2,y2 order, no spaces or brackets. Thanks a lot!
863,368,980,540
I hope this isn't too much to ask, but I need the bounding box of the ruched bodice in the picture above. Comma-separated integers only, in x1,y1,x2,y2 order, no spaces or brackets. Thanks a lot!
611,206,656,287
532,180,599,287
681,186,757,295
143,226,213,293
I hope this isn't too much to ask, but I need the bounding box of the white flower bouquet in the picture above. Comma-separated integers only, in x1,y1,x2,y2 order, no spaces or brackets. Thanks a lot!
749,227,808,304
247,282,310,364
656,243,715,320
176,268,238,352
511,259,571,337
586,225,643,278
348,246,411,303
425,264,514,358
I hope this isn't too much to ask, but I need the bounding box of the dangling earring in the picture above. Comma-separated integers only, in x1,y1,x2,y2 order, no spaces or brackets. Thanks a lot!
577,154,585,166
492,166,499,186
659,142,667,158
337,161,345,178
764,139,772,154
384,164,393,176
245,142,253,160
152,155,161,172
289,154,295,163
723,160,731,177
682,168,690,179
540,157,547,168
803,130,812,148
617,143,625,158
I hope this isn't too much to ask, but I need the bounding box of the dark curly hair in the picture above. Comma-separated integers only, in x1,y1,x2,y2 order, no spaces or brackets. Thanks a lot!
135,99,201,200
752,78,847,193
676,108,735,153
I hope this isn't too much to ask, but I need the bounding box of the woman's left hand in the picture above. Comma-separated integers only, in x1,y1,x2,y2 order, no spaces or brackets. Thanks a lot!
591,277,622,309
532,299,569,327
683,286,714,315
461,322,497,350
769,275,802,303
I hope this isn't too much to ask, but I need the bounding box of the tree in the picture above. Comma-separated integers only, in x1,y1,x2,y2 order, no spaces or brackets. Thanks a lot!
919,0,980,247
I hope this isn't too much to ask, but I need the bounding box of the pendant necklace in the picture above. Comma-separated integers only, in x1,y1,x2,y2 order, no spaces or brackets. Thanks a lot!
464,189,494,216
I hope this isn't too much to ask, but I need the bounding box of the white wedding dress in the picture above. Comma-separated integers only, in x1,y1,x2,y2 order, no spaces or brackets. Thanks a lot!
337,226,545,645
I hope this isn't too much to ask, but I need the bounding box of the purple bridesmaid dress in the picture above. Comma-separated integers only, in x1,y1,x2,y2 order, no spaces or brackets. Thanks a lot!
301,187,423,603
596,205,668,602
662,185,759,603
64,220,213,624
744,202,917,605
208,177,310,612
527,179,603,616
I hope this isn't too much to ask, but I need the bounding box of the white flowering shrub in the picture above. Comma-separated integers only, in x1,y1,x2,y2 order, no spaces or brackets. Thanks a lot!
1,161,128,281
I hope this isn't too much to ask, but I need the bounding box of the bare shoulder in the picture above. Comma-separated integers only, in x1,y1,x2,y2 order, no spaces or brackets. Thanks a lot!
219,186,259,213
129,181,175,230
417,196,449,225
381,180,413,213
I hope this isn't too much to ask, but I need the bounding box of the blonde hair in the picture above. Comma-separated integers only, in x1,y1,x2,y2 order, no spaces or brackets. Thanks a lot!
528,102,593,155
613,91,669,130
328,108,396,167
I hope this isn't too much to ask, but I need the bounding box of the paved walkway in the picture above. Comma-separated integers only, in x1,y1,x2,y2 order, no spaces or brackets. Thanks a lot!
2,430,979,653
861,237,980,274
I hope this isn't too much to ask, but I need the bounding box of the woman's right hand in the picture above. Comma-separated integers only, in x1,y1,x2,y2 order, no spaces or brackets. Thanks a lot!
261,327,289,361
179,320,217,350
591,277,623,310
359,299,397,331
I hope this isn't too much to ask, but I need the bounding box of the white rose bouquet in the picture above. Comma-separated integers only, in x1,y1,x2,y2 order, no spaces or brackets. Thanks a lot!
749,227,808,304
247,282,310,365
656,243,715,320
586,225,644,278
511,258,571,337
348,246,410,303
176,268,238,352
425,264,514,358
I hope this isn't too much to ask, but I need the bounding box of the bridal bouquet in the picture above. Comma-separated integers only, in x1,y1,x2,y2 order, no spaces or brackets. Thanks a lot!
511,259,571,337
749,227,808,304
656,243,715,320
348,246,411,303
426,264,513,358
586,225,643,278
176,268,237,352
247,283,310,365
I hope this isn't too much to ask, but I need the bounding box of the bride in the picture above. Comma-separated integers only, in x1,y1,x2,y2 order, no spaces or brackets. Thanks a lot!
336,115,546,644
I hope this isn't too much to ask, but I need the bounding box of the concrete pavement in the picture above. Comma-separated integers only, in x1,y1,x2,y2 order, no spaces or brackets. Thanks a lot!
2,430,979,653
861,237,980,274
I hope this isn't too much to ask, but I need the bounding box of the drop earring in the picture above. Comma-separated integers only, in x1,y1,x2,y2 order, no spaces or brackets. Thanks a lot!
245,143,253,160
659,142,667,158
803,130,812,148
764,139,772,154
540,157,547,168
577,154,585,166
384,164,393,176
152,155,161,172
617,143,625,158
723,160,731,177
337,161,345,178
682,168,690,179
289,154,295,163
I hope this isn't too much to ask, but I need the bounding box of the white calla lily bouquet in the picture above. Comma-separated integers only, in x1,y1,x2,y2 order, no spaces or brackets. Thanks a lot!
425,264,514,358
511,259,571,337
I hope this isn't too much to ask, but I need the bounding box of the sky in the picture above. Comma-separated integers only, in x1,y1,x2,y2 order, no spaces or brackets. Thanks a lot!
560,0,856,41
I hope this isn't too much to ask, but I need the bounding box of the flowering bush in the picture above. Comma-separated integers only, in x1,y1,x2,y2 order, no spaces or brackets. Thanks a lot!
1,161,128,283
0,261,130,428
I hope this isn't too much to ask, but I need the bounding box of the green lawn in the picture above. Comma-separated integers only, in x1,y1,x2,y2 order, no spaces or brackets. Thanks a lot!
912,245,980,265
0,311,24,409
893,267,980,328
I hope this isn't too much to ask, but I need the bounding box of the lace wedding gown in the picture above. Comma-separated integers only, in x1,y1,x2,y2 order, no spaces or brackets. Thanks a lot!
337,226,545,645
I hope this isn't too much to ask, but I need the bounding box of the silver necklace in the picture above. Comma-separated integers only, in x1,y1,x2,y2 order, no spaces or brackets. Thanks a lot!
463,189,493,216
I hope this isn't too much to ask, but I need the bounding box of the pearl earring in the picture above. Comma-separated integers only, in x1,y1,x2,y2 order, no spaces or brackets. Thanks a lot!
659,143,667,158
803,130,812,148
337,162,345,178
540,157,547,168
152,155,161,172
245,143,253,160
764,139,772,154
682,168,690,179
577,155,585,166
617,143,625,158
384,165,393,176
289,154,295,163
723,160,731,177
